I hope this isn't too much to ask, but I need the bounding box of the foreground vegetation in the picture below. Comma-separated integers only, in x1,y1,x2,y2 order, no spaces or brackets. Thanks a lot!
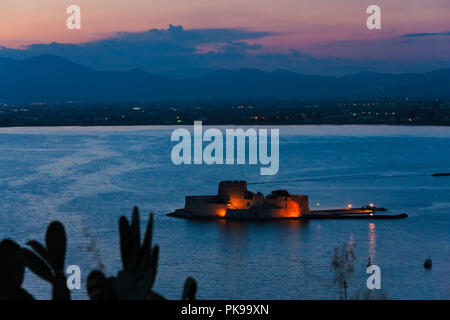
0,207,197,300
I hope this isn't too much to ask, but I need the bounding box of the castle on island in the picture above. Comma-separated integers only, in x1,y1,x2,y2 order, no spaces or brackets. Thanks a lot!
168,180,311,219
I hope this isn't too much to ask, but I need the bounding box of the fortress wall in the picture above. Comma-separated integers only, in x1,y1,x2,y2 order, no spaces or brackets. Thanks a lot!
182,181,312,218
300,195,311,214
291,195,311,215
264,195,311,217
185,196,227,217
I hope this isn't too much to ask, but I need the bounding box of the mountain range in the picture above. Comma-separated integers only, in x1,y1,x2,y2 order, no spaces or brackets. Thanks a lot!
1,55,449,103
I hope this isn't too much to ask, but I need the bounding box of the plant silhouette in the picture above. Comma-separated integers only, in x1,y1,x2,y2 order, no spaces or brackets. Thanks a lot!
87,206,197,300
331,242,356,300
21,221,70,300
0,239,34,300
0,207,197,300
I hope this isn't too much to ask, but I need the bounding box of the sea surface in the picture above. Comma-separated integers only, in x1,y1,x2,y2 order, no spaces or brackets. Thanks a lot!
0,125,449,300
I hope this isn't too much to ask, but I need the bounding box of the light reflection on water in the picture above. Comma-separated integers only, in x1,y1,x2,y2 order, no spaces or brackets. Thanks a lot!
368,223,377,262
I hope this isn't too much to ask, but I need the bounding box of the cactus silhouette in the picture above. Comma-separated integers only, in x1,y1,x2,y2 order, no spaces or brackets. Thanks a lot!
21,221,70,300
0,239,34,300
0,207,197,300
181,276,197,300
87,206,197,300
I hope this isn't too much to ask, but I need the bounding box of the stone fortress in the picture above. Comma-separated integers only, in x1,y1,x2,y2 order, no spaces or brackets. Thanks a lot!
169,180,311,219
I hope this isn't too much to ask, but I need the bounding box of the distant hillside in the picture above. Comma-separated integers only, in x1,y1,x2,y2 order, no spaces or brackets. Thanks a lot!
1,55,449,103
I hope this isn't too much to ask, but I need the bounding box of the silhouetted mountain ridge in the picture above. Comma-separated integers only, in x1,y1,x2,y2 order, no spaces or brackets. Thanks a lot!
0,55,448,102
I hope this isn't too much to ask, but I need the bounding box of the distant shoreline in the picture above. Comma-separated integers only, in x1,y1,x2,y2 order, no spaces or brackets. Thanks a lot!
1,124,449,139
2,97,448,127
1,122,449,128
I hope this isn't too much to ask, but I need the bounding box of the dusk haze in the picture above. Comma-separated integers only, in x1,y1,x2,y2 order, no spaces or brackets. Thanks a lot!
1,0,449,76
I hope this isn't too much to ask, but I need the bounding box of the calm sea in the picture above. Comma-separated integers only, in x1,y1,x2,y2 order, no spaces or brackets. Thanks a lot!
0,125,449,300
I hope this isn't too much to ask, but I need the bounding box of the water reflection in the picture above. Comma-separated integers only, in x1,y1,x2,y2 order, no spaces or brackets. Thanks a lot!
368,223,377,261
185,218,310,251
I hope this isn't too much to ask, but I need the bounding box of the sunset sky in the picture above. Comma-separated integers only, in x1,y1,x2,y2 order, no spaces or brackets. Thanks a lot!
0,0,449,76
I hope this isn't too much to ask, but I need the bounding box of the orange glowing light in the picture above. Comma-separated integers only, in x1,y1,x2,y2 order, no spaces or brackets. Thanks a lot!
217,209,227,217
370,203,374,207
347,204,352,208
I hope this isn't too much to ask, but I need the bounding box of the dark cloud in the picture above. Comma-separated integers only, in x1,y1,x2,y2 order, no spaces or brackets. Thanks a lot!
0,25,274,77
402,31,450,37
113,24,273,44
0,25,449,77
